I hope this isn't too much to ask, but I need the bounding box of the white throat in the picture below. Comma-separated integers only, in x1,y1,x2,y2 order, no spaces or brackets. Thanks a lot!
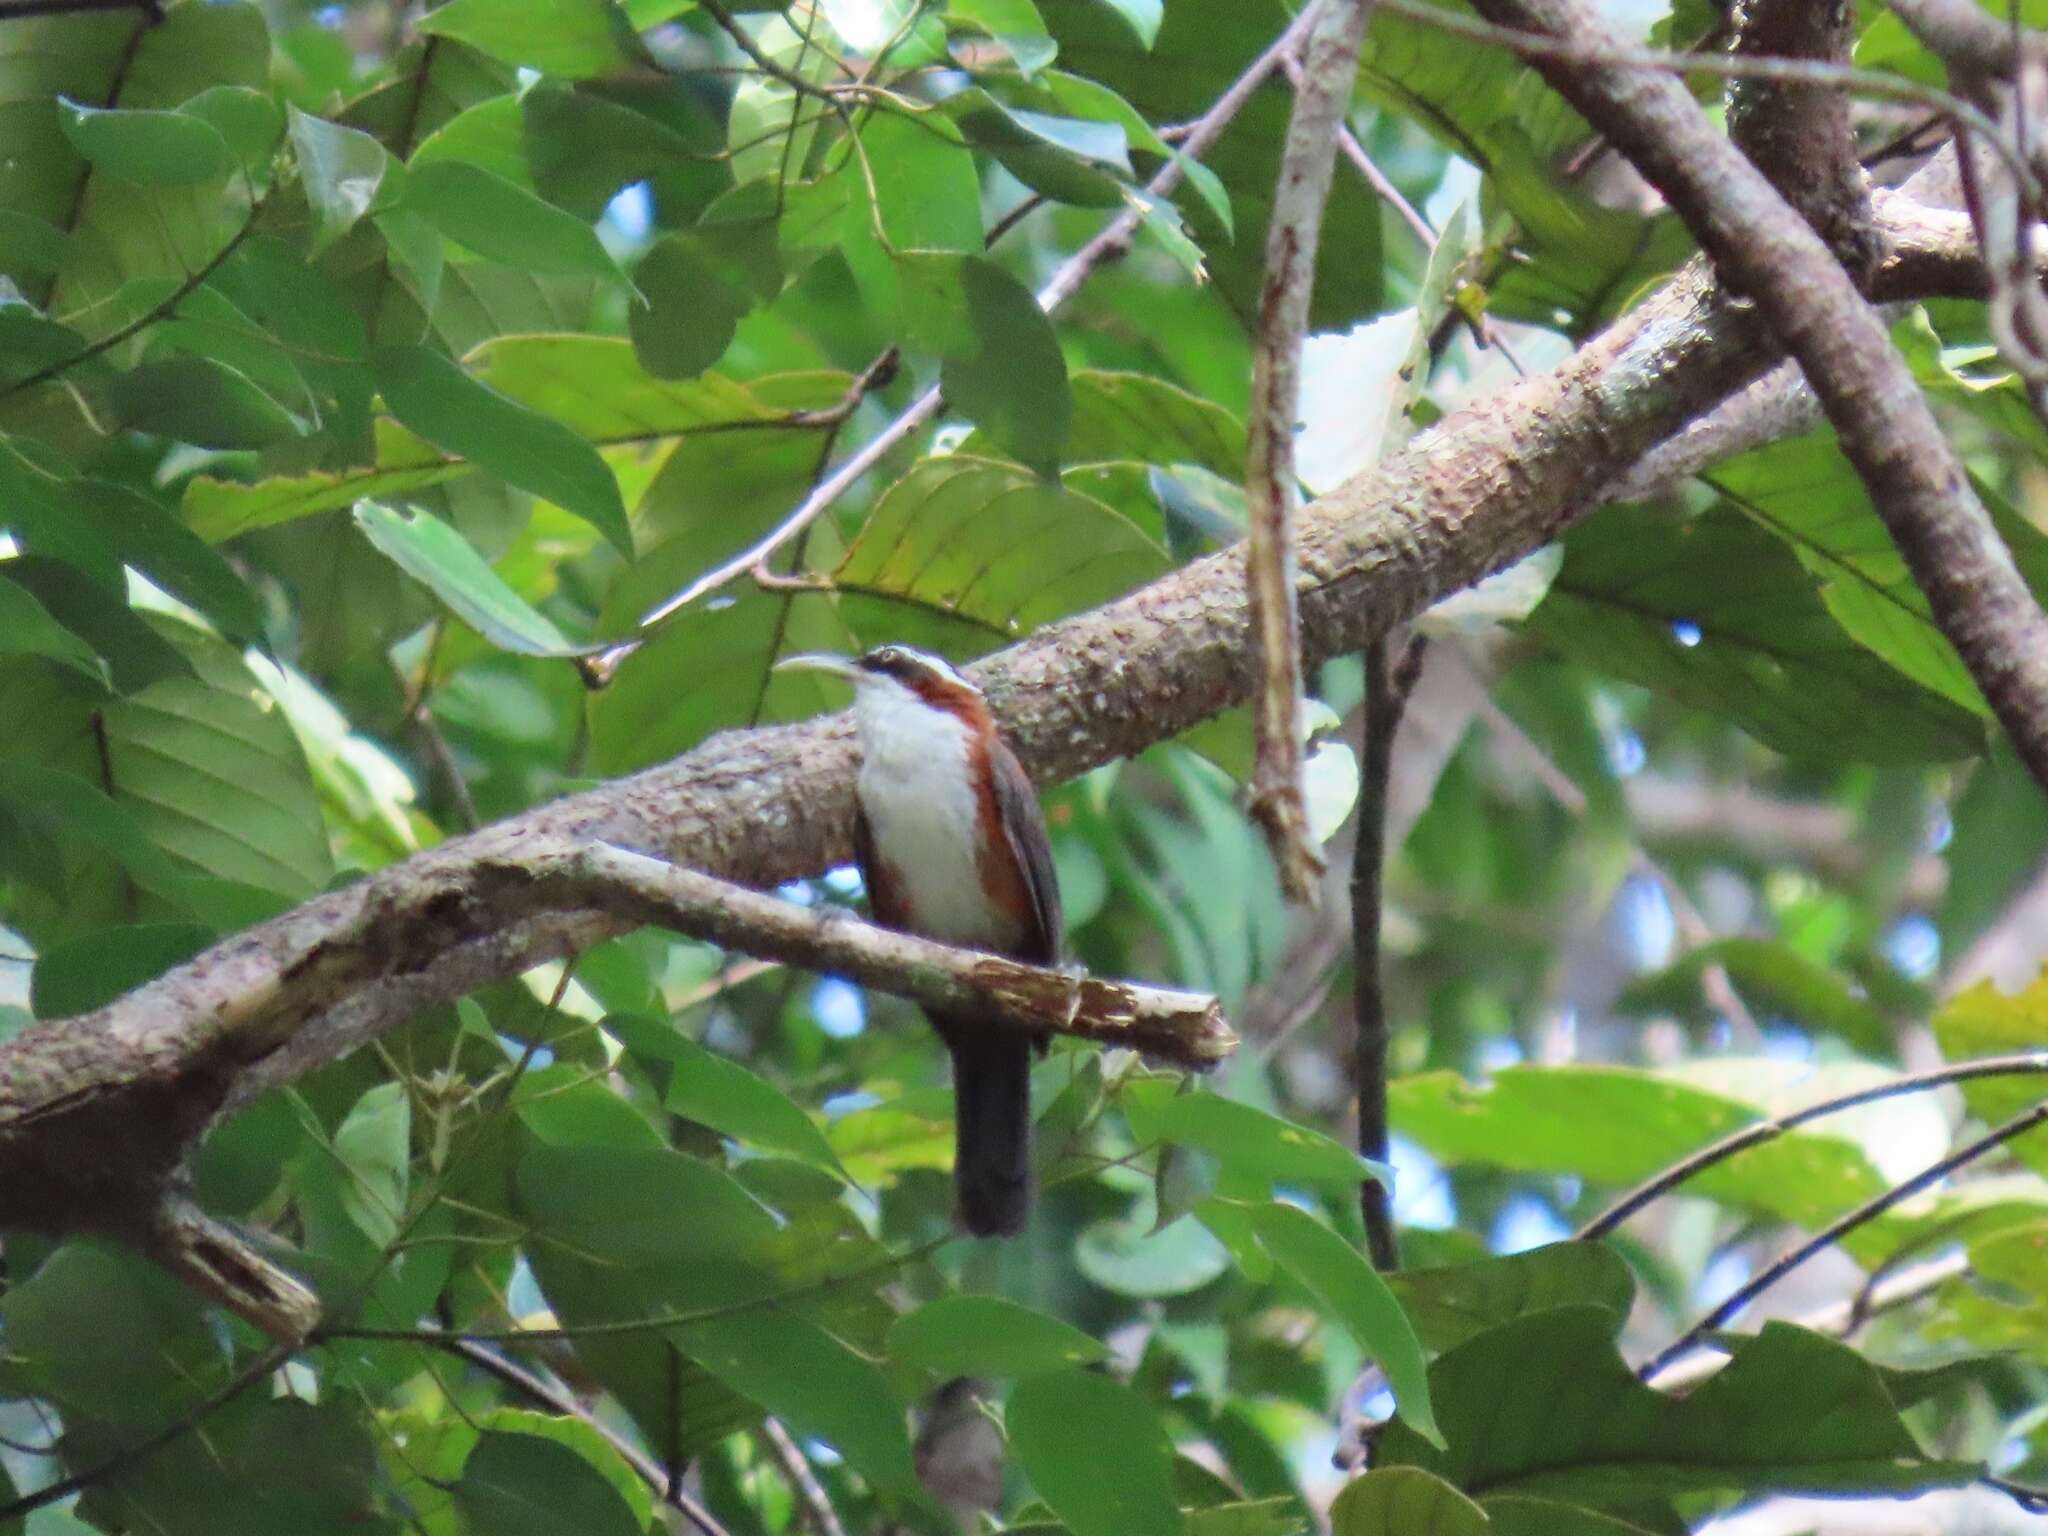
853,678,996,946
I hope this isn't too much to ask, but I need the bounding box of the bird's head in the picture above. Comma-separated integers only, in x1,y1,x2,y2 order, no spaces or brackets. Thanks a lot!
775,645,990,733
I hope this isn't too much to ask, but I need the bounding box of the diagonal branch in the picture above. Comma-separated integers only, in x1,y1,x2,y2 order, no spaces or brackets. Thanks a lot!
1471,0,2048,799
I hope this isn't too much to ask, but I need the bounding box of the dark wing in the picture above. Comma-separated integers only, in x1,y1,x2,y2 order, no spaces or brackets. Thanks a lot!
988,739,1061,965
852,799,916,933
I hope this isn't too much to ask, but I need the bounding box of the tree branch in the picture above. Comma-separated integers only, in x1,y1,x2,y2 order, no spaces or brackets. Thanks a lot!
1352,635,1425,1272
0,193,1996,1256
1243,0,1370,902
1471,0,2048,799
1577,1052,2048,1240
1726,0,1874,272
1640,1098,2048,1379
525,844,1237,1066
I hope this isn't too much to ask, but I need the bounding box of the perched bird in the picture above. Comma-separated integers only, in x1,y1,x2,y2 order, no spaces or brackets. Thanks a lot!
776,645,1060,1236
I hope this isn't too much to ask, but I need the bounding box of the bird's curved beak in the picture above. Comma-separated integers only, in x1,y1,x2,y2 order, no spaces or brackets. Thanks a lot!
773,652,862,683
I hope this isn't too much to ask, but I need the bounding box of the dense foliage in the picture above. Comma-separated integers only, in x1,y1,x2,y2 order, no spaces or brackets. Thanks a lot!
5,1,2048,1533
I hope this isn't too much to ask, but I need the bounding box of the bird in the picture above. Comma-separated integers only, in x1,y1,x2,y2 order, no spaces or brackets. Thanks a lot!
775,644,1061,1237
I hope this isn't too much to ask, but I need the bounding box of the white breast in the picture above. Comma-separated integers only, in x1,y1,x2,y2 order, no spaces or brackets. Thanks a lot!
854,680,1002,947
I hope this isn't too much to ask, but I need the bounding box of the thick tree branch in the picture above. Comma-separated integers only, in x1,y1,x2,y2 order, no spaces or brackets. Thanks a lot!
1473,0,2048,800
1727,0,1874,271
1243,0,1371,902
0,195,1996,1246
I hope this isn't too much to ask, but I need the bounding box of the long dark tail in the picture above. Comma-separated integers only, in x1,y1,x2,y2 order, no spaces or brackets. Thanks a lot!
943,1028,1033,1237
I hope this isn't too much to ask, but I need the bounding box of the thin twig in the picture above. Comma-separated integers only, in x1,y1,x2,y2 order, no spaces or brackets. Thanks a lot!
1640,1098,2048,1379
0,1343,294,1524
438,1335,730,1536
2,186,273,402
0,0,159,20
1580,1052,2048,1240
760,1418,846,1536
1352,633,1424,1270
1640,1249,1967,1391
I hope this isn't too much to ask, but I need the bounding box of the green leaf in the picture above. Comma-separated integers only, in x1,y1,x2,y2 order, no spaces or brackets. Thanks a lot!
835,456,1167,642
0,761,195,902
455,1432,644,1536
0,568,106,686
888,1295,1109,1378
1248,1202,1441,1448
0,556,191,692
517,1145,920,1495
0,210,70,277
1144,1090,1389,1191
1009,1371,1180,1536
287,106,389,254
863,110,984,253
1374,1312,1976,1506
57,96,229,187
0,445,265,642
1330,1468,1487,1536
1059,370,1246,475
1389,1244,1636,1355
78,1394,380,1535
109,356,308,449
405,159,623,280
179,85,283,174
332,1081,411,1246
1390,1066,1888,1240
1090,0,1162,46
1077,1211,1233,1297
1529,505,1985,765
419,0,641,79
0,1242,224,1431
29,922,212,1017
943,257,1071,476
662,1031,845,1172
1617,937,1891,1056
373,344,632,555
353,499,596,656
629,234,750,380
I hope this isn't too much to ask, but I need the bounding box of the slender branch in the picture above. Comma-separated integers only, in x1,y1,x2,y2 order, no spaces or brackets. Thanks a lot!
1473,0,2048,804
434,1335,730,1536
2,188,272,402
1243,0,1366,903
0,0,159,16
1352,634,1424,1271
1640,1099,2048,1379
760,1418,846,1536
1640,1249,1967,1391
0,1343,293,1525
525,843,1237,1066
584,1,1328,684
1579,1052,2048,1240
